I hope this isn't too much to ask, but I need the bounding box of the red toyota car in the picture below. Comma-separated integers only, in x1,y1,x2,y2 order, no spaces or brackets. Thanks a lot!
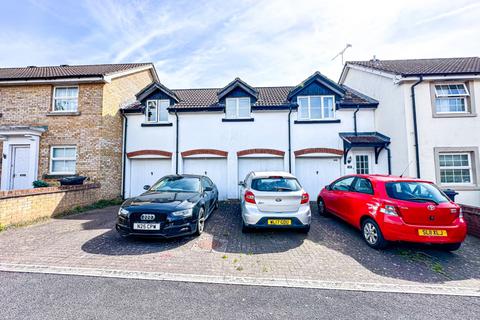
318,174,467,251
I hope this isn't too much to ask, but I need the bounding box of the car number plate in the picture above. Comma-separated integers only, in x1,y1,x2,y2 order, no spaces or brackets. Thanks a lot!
267,219,292,225
133,223,160,230
418,229,447,237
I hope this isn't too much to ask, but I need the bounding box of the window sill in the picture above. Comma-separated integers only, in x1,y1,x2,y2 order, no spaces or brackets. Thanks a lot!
46,111,81,116
438,184,479,191
433,113,477,118
141,122,173,127
43,173,77,179
222,118,254,122
294,119,340,124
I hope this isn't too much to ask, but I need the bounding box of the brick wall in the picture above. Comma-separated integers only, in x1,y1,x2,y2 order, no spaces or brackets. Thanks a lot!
461,205,480,238
0,69,154,199
99,70,154,199
0,183,101,226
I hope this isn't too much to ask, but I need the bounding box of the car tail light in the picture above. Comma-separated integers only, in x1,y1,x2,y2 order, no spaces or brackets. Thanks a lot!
244,190,256,204
459,207,463,219
379,202,399,216
300,192,309,204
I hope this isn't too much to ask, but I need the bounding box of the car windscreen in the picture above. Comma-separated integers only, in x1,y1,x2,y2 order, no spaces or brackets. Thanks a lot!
150,176,200,193
251,177,301,192
385,181,449,204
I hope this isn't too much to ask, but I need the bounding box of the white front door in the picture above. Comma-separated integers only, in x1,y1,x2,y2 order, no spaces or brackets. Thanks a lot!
129,158,171,197
10,145,31,190
295,157,341,199
183,157,228,200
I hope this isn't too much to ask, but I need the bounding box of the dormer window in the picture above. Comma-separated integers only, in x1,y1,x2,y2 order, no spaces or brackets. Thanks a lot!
297,95,335,120
146,99,169,123
434,83,469,113
225,97,251,119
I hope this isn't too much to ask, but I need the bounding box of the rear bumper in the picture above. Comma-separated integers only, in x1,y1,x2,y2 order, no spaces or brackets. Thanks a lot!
241,203,311,227
381,216,467,244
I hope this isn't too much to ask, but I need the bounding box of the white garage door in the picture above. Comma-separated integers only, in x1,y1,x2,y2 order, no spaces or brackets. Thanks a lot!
129,158,172,197
238,157,285,183
183,157,228,200
295,157,341,200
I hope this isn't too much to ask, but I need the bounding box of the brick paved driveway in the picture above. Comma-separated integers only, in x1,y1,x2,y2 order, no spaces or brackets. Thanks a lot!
1,202,479,289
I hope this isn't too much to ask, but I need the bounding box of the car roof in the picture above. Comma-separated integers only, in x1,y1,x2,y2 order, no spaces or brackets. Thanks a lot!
250,171,295,178
164,174,204,179
356,174,432,183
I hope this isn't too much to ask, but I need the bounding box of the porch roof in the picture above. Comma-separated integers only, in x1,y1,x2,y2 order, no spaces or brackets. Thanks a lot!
339,132,390,148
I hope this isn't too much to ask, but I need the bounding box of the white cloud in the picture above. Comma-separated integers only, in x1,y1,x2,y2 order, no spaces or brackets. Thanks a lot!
1,0,479,87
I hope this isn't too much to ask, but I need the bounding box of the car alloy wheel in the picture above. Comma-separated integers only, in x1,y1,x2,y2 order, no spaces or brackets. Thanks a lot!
363,222,378,245
317,198,329,217
195,208,205,236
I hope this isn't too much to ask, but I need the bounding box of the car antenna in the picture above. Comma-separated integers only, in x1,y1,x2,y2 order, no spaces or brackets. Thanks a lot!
399,161,413,178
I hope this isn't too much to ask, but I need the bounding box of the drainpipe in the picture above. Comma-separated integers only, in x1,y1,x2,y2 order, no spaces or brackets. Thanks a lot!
121,112,128,200
287,104,293,173
174,109,179,174
385,146,392,175
353,106,360,136
411,76,423,178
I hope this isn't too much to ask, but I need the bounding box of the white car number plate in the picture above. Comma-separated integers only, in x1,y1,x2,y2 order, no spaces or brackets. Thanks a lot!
133,223,160,230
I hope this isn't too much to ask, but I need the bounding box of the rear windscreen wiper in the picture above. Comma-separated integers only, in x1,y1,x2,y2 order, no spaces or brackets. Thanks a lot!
411,197,439,205
276,187,295,192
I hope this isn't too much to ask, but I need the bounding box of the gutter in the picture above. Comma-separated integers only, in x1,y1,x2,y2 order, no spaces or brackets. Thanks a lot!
288,104,293,173
174,109,179,174
121,112,128,200
410,76,423,178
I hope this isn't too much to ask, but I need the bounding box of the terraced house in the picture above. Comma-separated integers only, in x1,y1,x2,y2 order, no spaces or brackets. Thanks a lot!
0,63,158,198
340,57,480,206
121,72,389,200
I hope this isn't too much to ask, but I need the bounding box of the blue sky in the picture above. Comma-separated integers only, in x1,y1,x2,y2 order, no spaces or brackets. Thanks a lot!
0,0,479,88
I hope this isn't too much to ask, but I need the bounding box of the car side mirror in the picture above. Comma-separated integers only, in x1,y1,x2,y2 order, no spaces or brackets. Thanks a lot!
204,186,213,192
143,185,150,191
325,185,331,191
239,181,246,187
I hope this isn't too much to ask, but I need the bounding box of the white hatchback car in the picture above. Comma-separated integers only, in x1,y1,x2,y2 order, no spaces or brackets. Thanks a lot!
239,171,311,233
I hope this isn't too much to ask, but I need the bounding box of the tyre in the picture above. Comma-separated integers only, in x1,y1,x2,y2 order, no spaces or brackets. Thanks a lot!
438,243,462,251
214,199,219,210
298,225,310,234
317,198,330,217
241,221,251,233
194,208,206,236
361,218,388,249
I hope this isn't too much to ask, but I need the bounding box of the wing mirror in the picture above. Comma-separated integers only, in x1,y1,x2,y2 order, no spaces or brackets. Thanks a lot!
143,185,151,191
204,186,213,192
238,181,246,187
325,185,331,191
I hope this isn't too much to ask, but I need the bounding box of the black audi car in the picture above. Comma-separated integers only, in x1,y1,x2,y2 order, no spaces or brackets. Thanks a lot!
116,174,219,238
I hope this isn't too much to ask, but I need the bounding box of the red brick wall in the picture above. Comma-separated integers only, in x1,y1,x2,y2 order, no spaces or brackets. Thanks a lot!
461,205,480,238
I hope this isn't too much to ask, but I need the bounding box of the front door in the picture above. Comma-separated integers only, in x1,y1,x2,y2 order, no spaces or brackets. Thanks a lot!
10,145,31,190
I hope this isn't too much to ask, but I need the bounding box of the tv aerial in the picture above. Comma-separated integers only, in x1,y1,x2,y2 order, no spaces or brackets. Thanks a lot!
332,44,352,65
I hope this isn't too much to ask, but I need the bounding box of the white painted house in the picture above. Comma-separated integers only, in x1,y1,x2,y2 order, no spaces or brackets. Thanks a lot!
122,72,390,200
340,57,480,206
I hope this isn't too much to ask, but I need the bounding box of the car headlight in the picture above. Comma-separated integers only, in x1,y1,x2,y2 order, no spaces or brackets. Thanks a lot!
118,208,129,217
171,208,193,218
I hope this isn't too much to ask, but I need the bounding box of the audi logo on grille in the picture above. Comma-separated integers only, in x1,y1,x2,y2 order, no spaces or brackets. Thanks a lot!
140,214,155,221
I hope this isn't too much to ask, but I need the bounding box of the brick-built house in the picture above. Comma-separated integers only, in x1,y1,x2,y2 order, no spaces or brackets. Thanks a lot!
340,57,480,206
0,63,158,199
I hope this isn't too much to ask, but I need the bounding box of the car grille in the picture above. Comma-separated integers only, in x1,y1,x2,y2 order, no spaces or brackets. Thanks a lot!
130,212,168,223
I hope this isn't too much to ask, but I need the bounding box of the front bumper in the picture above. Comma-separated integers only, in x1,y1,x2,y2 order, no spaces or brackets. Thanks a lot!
241,203,311,228
116,215,198,238
381,216,467,244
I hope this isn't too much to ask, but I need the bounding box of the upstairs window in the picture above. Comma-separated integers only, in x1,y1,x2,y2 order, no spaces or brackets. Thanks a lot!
438,153,472,184
53,87,78,112
225,97,251,119
434,83,469,113
146,99,169,123
297,95,335,120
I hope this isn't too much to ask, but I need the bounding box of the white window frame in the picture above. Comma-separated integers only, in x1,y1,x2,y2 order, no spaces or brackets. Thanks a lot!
50,146,77,175
225,97,251,119
434,83,469,114
297,95,336,120
145,99,169,123
355,154,370,174
52,86,79,112
438,152,473,185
